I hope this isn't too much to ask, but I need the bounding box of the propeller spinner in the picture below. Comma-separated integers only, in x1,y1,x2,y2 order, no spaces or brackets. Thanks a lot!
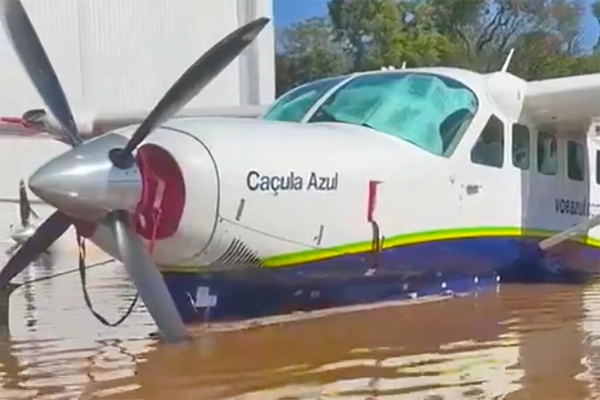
0,0,270,343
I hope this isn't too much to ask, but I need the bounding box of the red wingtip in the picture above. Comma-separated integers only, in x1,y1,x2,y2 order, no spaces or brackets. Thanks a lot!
0,116,43,135
0,116,26,125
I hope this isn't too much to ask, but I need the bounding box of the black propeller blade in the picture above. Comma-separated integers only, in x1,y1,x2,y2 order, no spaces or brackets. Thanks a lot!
110,17,270,169
0,211,71,290
18,179,29,227
18,179,37,227
0,0,82,147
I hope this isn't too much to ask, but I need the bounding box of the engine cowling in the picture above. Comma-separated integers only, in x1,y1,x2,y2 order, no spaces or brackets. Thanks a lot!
122,127,220,266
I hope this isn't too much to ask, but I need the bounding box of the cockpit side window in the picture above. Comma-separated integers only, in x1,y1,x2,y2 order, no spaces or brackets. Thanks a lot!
307,72,478,157
470,115,505,168
262,76,346,123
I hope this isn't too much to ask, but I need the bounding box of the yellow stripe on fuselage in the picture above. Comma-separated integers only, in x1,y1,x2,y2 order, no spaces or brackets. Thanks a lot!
160,226,600,273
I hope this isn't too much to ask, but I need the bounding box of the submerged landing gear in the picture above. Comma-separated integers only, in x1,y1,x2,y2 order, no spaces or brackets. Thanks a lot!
499,242,589,284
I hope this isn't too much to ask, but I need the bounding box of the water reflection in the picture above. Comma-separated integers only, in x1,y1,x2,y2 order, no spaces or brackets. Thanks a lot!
0,241,152,400
1,237,600,399
580,280,600,399
90,285,588,400
20,255,56,333
506,285,587,400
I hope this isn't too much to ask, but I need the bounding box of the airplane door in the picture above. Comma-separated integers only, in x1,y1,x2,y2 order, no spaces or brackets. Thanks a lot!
590,133,600,237
456,113,522,229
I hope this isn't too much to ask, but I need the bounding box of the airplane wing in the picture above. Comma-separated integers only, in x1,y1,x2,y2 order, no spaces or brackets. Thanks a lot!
522,73,600,129
0,105,267,140
93,105,267,134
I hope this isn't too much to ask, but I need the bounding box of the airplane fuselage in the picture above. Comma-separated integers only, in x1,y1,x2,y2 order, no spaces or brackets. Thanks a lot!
81,66,600,324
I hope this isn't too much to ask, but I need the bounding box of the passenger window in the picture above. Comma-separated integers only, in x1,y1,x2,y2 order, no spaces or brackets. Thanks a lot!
596,150,600,185
471,115,504,168
263,76,345,122
512,124,530,170
537,131,558,176
567,141,585,182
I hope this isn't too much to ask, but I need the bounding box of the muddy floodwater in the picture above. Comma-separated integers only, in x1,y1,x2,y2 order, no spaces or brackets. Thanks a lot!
1,241,600,400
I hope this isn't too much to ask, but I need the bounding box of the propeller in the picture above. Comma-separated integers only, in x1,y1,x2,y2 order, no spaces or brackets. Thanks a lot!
109,16,269,169
0,0,270,343
18,179,38,228
0,0,81,147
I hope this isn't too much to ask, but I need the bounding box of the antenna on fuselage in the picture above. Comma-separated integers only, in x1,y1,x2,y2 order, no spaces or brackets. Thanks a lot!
500,48,515,73
380,63,406,71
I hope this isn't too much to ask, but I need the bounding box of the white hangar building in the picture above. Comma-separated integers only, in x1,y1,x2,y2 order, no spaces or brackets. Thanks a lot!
0,0,275,115
0,0,276,225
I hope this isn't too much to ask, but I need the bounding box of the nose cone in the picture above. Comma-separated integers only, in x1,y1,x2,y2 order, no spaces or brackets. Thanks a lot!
29,133,142,222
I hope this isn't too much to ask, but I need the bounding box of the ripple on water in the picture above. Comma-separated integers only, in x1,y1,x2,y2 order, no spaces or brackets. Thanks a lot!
578,279,600,398
215,337,523,400
1,236,600,400
0,241,156,400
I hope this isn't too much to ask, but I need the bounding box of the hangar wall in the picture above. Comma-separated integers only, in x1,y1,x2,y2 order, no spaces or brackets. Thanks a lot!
0,0,275,116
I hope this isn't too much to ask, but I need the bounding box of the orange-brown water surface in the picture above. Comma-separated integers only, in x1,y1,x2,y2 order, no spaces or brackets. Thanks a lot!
1,243,600,400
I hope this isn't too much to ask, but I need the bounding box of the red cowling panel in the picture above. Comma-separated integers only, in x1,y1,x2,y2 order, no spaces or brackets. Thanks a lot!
134,144,186,240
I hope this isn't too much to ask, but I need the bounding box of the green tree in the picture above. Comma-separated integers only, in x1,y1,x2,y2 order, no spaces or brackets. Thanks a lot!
510,31,576,80
327,0,379,69
275,17,349,95
327,0,452,69
274,0,600,93
424,0,589,72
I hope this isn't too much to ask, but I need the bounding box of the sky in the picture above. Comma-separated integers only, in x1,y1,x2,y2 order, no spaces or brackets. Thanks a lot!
273,0,328,28
272,0,599,49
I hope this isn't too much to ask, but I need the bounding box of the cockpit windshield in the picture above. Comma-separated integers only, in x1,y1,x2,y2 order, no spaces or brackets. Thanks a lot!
263,76,346,122
308,72,478,156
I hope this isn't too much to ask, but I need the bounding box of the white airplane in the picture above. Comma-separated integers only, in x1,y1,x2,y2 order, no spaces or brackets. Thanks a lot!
1,0,599,344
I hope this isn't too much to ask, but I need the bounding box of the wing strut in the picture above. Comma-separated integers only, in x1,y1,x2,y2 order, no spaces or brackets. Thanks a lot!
539,215,600,250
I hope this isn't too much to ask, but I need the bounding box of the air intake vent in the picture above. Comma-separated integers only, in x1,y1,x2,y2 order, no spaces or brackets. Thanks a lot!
208,238,263,270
